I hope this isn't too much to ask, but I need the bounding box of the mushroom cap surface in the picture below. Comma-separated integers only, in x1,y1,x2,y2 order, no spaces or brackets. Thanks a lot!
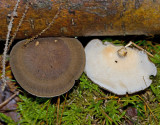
85,39,157,95
10,37,85,97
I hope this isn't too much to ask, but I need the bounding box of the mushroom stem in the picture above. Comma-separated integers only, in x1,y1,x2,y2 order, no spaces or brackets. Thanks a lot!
117,47,127,57
125,41,154,57
117,41,154,58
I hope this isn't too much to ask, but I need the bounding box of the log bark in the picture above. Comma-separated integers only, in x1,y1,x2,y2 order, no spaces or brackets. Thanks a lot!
0,0,160,40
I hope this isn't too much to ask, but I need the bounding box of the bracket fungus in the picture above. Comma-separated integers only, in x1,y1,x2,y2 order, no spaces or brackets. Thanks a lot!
10,37,85,97
84,39,157,95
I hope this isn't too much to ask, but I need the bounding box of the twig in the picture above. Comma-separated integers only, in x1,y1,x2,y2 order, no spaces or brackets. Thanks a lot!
1,0,21,91
0,91,19,109
125,41,132,48
125,41,154,57
24,5,62,46
7,1,30,52
0,108,17,112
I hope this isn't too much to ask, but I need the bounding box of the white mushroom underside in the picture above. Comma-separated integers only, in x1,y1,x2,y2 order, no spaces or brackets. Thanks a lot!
85,39,157,95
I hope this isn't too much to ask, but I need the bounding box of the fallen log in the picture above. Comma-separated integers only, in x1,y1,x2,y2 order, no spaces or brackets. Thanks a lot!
0,0,160,40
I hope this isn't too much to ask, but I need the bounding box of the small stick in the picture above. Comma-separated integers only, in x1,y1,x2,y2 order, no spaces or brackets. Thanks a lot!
125,41,154,57
0,91,19,109
125,41,132,48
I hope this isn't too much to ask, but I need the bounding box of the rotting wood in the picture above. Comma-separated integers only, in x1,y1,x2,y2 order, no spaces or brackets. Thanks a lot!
0,0,160,40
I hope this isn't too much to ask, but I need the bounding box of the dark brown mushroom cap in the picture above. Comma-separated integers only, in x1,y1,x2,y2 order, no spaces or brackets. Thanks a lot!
10,37,85,97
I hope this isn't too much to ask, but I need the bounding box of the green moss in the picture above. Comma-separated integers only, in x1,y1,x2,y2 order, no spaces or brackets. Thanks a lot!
0,113,15,125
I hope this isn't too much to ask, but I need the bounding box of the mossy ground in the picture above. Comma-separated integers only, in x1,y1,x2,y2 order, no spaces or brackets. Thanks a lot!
0,38,160,125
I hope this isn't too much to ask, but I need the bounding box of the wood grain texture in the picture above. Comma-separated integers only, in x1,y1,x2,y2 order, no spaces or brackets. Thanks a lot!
0,0,160,40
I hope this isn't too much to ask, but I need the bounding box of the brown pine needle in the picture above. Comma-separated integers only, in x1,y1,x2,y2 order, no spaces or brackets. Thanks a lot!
101,109,113,122
137,95,158,124
102,119,106,125
56,96,60,125
96,96,119,101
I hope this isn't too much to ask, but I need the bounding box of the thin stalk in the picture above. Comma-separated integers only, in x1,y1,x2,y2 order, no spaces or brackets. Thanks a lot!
7,1,29,52
1,0,21,91
125,41,154,57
